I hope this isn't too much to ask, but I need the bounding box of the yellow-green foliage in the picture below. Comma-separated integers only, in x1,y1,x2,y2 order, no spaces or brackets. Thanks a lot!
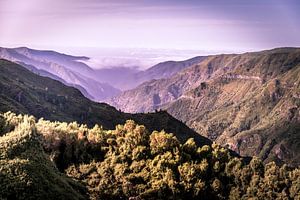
0,112,299,200
0,113,86,200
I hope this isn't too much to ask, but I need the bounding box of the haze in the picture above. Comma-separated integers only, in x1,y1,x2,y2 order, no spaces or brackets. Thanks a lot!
1,0,300,68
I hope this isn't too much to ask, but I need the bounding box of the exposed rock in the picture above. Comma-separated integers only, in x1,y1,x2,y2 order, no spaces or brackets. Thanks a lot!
110,48,300,166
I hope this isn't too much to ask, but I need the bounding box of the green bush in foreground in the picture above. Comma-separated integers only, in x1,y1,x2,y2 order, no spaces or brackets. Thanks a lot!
0,113,87,200
0,112,299,200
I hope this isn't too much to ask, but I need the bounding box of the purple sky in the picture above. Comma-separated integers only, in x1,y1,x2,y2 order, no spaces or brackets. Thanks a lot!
0,0,300,52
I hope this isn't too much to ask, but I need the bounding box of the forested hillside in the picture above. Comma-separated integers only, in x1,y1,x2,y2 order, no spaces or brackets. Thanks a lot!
0,112,299,199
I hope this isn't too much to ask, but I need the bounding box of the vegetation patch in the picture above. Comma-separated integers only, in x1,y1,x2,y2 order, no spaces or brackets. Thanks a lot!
0,112,299,199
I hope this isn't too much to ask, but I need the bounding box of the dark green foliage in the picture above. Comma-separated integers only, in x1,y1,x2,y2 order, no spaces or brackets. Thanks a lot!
0,115,5,136
0,112,299,199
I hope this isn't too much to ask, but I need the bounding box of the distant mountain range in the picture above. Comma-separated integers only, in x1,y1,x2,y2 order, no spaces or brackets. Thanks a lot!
0,47,202,100
93,56,207,91
0,59,211,146
0,50,299,199
0,47,120,101
1,46,299,166
110,48,300,166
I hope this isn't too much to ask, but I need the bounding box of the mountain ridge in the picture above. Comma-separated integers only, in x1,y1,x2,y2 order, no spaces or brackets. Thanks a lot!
0,46,207,100
109,47,300,166
0,47,120,101
0,59,211,146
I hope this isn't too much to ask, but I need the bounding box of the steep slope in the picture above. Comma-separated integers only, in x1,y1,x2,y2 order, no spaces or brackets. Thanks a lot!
110,48,300,166
109,54,229,113
0,47,206,99
0,59,211,146
1,47,92,76
19,62,94,100
95,56,206,91
137,56,206,83
0,47,120,100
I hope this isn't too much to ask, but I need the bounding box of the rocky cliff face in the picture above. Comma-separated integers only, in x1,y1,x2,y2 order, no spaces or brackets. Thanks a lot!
110,48,300,166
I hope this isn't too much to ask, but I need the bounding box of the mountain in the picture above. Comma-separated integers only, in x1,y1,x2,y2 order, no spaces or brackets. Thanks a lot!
18,62,94,100
92,56,207,91
136,56,206,83
1,55,299,200
0,59,211,146
94,67,140,90
0,47,205,100
0,47,120,101
109,48,300,166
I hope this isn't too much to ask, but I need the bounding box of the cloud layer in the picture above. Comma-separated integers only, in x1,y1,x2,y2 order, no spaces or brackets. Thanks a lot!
1,0,299,52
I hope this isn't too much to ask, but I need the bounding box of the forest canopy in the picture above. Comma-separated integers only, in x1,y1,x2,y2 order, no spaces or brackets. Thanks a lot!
0,112,299,200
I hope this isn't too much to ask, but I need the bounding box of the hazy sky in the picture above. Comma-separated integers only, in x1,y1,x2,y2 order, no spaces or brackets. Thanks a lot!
0,0,300,52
